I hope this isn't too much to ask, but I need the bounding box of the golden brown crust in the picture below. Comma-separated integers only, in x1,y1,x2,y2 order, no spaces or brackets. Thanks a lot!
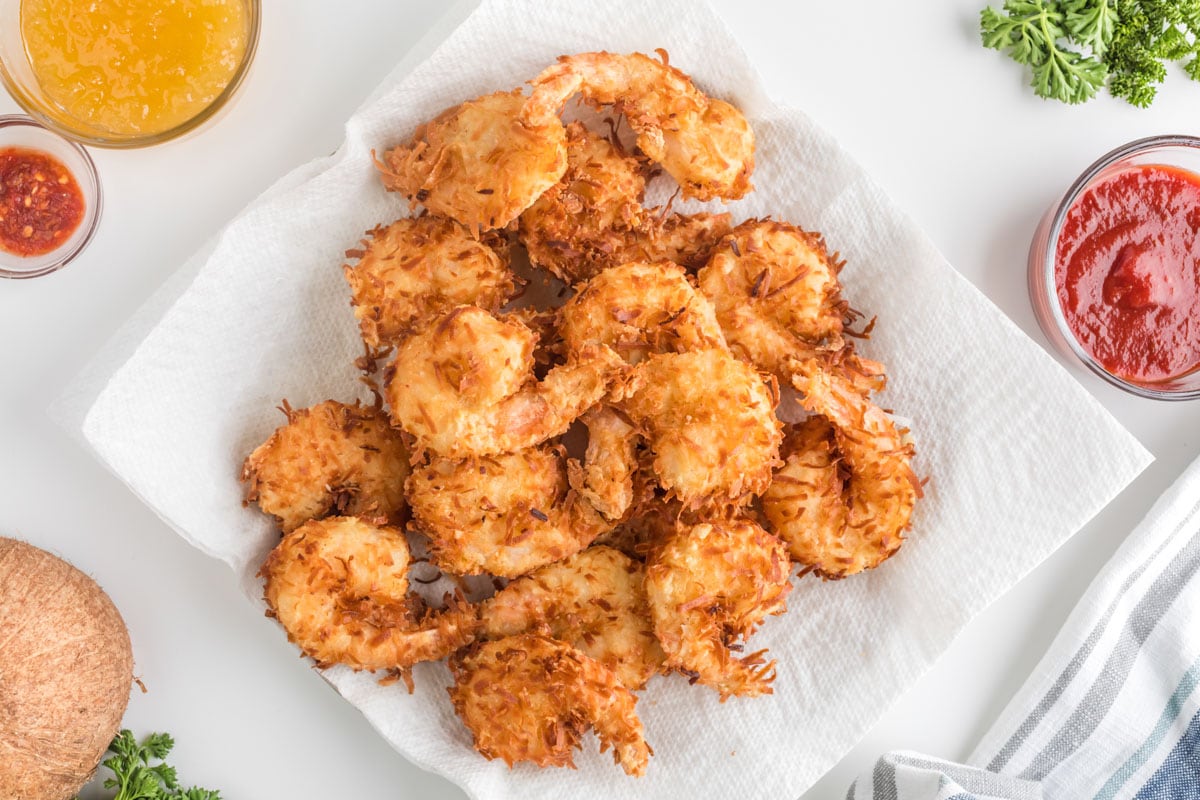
406,446,610,578
761,417,849,570
385,306,624,458
612,349,783,509
528,52,754,202
241,400,410,533
697,218,850,378
260,516,477,672
448,633,651,776
558,260,726,365
378,90,567,231
478,546,664,688
343,215,514,348
518,122,733,284
644,519,790,700
774,364,921,579
0,538,133,800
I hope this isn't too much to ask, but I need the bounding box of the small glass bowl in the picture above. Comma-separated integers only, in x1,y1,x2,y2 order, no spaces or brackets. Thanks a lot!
0,0,260,148
1028,135,1200,401
0,116,102,279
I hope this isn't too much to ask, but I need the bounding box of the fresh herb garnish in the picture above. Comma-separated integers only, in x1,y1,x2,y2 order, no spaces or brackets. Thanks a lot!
76,730,221,800
980,0,1200,106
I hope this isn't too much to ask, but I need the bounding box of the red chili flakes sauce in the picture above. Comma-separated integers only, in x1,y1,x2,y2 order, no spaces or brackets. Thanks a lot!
1055,165,1200,384
0,147,85,257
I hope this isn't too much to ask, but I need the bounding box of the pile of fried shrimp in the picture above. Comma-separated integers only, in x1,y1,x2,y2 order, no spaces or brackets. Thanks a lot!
241,50,923,778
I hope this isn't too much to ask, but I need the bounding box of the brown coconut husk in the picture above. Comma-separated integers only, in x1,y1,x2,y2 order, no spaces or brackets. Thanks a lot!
0,537,134,800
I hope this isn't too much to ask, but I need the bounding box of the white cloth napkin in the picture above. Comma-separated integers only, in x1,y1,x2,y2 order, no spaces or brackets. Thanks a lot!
849,451,1200,800
54,1,1153,798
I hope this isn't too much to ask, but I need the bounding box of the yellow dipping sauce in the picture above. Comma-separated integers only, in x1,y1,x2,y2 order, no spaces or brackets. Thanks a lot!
19,0,248,137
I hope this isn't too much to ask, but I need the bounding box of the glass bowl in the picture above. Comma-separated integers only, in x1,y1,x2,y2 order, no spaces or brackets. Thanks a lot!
1028,135,1200,401
0,0,260,148
0,116,101,279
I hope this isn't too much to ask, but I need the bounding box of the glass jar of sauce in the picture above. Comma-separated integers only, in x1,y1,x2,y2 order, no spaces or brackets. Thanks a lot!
0,0,260,147
1029,135,1200,400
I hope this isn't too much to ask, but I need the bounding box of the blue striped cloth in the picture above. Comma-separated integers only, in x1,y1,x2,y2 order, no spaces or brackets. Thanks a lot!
849,454,1200,800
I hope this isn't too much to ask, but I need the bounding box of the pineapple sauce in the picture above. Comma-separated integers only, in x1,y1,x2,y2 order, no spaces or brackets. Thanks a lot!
20,0,248,138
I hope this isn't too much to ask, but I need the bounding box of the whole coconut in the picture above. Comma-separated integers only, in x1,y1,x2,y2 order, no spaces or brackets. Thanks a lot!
0,537,134,800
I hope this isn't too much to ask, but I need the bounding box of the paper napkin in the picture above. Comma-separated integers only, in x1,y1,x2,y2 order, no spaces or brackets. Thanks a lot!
58,1,1152,797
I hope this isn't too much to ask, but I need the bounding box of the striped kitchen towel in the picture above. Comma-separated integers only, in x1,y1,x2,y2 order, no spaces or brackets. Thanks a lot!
849,452,1200,800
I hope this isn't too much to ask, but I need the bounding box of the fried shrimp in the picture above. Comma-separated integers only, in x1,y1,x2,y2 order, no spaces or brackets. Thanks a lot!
774,364,920,578
612,348,782,509
574,405,639,521
377,90,567,231
449,633,651,776
260,516,477,672
479,546,664,689
645,519,791,700
407,409,635,578
385,305,624,458
241,400,410,533
519,121,731,284
760,417,848,569
697,219,849,379
529,51,754,201
342,215,514,348
407,444,612,579
559,260,727,365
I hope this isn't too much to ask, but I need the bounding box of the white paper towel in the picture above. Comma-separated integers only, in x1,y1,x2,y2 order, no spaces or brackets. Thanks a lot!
60,1,1153,798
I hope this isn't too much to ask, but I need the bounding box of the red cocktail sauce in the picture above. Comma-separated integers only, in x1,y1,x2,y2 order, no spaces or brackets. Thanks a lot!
1055,165,1200,384
0,147,85,257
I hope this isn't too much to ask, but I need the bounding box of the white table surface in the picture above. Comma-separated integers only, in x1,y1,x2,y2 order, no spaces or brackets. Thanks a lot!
3,1,1199,797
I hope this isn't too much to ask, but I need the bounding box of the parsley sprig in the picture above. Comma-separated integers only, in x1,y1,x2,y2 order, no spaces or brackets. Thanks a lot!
980,0,1200,106
77,730,221,800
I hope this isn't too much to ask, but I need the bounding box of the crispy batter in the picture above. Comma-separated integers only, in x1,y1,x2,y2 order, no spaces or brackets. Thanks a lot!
761,417,848,569
260,516,477,672
385,306,624,458
519,121,731,283
479,546,664,688
449,633,651,776
592,456,676,560
343,215,514,348
612,349,783,509
241,400,410,533
377,90,567,231
559,260,726,365
645,519,791,700
574,405,639,521
647,211,733,271
697,219,848,378
771,363,920,578
406,440,627,579
529,51,754,201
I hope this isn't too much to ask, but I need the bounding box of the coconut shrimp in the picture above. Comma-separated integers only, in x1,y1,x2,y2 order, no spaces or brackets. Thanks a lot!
449,633,652,776
645,519,791,700
519,121,731,284
479,546,664,689
760,417,848,570
573,405,639,521
595,492,680,562
343,215,515,348
377,90,567,231
385,305,624,458
260,516,477,673
773,363,920,578
528,51,754,201
559,260,727,365
241,400,410,533
697,219,851,379
406,410,636,578
612,348,782,509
